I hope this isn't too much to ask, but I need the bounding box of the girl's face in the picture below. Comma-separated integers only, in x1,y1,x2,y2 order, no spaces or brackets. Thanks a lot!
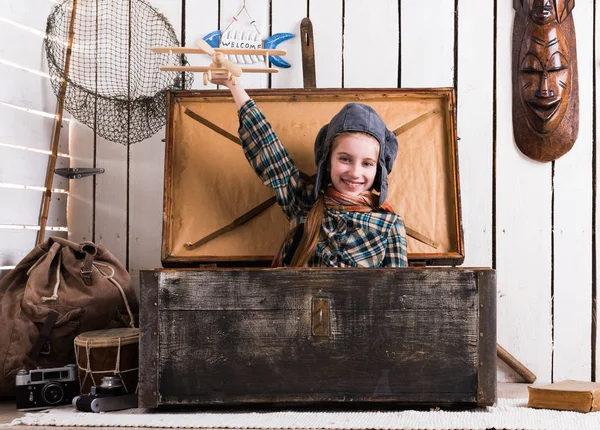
329,133,379,196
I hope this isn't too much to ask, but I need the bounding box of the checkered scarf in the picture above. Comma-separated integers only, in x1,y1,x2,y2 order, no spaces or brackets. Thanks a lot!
324,186,396,214
271,187,396,267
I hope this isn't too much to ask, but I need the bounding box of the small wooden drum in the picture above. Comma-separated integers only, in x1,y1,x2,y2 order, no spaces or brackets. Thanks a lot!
74,327,139,395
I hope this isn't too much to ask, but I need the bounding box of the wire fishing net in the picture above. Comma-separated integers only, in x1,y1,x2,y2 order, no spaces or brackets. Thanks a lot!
45,0,193,145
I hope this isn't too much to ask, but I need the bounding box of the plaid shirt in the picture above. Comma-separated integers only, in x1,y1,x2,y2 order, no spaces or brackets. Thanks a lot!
238,100,408,267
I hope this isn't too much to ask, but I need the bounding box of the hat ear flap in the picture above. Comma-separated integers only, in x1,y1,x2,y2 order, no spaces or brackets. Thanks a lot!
314,124,330,163
313,123,331,200
384,129,398,173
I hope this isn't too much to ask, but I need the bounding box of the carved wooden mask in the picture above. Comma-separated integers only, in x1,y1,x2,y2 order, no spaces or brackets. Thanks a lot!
512,0,579,162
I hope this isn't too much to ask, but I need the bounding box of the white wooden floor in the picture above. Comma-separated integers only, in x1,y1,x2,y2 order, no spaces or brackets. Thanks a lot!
0,383,529,428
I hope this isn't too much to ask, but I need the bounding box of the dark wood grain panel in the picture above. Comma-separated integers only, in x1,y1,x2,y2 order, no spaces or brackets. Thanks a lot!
141,268,495,407
157,308,477,404
477,270,497,405
139,271,159,408
157,268,477,311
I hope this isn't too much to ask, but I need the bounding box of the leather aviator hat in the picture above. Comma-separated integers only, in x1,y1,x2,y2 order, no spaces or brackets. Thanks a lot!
313,103,398,206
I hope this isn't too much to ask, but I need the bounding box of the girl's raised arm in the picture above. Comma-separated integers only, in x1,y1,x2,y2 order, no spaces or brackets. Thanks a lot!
208,74,249,109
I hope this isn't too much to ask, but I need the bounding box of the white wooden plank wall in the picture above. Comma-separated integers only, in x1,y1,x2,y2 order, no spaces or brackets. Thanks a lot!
186,0,217,90
345,0,398,88
0,0,69,277
128,0,182,298
271,0,304,89
596,1,600,383
553,1,593,382
310,1,342,89
68,120,93,244
400,0,454,88
497,0,554,383
2,0,599,383
457,0,493,270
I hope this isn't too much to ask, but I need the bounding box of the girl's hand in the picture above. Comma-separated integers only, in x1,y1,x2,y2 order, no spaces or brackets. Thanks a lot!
207,73,250,109
207,71,235,87
207,53,239,87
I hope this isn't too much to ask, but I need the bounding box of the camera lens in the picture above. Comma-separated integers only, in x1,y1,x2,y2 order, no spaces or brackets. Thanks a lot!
42,383,65,405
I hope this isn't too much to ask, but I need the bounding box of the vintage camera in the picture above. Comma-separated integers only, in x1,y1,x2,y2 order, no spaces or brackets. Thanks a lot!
73,375,137,412
15,364,79,411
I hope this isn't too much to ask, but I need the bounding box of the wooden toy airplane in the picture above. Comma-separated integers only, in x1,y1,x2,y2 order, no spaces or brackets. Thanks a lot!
153,39,286,85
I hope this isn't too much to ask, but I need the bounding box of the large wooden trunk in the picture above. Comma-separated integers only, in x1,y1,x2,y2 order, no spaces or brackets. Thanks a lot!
139,268,496,408
139,88,497,409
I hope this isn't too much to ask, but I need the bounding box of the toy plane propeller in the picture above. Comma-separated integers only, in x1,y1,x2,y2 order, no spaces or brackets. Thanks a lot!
195,38,242,84
153,39,286,85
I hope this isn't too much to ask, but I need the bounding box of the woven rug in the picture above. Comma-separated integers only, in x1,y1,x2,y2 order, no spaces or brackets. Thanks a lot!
6,399,600,430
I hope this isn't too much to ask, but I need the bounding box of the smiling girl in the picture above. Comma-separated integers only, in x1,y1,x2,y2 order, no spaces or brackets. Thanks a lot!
213,76,408,267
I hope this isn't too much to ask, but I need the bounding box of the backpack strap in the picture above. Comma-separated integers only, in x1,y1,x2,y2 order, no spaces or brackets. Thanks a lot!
79,243,97,286
28,311,59,362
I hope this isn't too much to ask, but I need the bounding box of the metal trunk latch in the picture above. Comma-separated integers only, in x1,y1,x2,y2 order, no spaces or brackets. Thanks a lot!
312,298,330,337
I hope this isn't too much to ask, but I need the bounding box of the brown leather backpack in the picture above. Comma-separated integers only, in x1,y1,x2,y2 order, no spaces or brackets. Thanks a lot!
0,237,138,396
